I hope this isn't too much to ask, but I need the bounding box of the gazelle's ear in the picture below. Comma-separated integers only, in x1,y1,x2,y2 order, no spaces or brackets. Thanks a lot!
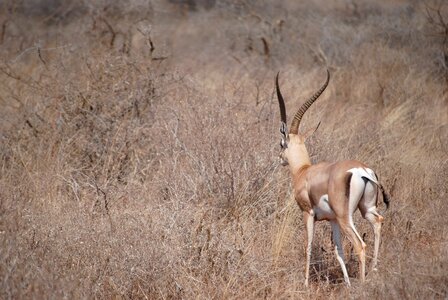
280,121,289,148
280,122,288,139
303,121,321,140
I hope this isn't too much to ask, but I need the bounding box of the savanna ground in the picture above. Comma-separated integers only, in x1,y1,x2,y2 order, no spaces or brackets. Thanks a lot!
0,0,447,299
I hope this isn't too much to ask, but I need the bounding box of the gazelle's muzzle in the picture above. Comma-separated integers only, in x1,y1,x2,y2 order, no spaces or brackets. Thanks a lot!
279,152,289,166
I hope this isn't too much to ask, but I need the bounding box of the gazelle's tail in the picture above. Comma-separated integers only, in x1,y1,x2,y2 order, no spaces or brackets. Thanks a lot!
349,167,390,213
379,184,390,211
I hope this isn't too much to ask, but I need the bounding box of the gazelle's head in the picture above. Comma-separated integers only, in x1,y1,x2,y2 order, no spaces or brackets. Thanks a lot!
275,70,330,168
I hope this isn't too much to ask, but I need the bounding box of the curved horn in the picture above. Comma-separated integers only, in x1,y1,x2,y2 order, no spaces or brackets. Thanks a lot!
276,72,288,136
289,69,330,134
276,72,287,124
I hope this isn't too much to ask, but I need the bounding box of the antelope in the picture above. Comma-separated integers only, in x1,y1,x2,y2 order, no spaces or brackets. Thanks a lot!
275,70,390,287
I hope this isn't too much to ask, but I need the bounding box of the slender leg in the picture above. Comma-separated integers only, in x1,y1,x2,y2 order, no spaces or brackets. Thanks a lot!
365,209,383,271
330,220,351,286
339,218,366,283
304,211,315,287
360,180,384,272
352,224,366,282
347,174,367,282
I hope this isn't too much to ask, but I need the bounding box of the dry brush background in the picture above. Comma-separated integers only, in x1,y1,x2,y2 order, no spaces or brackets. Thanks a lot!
0,0,447,299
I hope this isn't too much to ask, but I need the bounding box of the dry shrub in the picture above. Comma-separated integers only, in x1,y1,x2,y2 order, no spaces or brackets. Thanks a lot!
0,0,447,299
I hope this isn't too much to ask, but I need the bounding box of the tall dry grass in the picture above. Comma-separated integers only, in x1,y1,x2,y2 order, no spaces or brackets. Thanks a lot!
0,0,447,298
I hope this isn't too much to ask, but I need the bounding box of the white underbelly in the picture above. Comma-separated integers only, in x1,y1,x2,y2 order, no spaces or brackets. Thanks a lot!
313,194,336,220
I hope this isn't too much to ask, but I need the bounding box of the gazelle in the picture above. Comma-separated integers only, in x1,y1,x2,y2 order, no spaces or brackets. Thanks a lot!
275,70,389,286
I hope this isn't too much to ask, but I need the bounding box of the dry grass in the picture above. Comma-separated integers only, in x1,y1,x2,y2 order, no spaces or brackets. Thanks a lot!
0,0,447,299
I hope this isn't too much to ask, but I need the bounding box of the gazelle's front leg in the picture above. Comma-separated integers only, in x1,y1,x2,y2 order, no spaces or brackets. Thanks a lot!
304,211,315,287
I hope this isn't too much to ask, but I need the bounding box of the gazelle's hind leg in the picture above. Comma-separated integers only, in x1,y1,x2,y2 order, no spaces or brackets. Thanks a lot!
359,179,384,271
339,219,366,283
365,212,382,271
345,172,368,282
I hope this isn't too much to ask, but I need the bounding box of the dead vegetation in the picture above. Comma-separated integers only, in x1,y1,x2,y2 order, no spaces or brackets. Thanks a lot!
0,0,447,299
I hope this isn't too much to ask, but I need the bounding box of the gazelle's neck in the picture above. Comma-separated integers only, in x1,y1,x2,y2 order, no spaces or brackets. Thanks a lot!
288,143,312,176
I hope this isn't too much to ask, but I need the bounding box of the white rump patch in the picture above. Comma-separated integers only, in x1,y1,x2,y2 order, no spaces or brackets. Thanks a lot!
347,167,378,185
313,194,336,220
